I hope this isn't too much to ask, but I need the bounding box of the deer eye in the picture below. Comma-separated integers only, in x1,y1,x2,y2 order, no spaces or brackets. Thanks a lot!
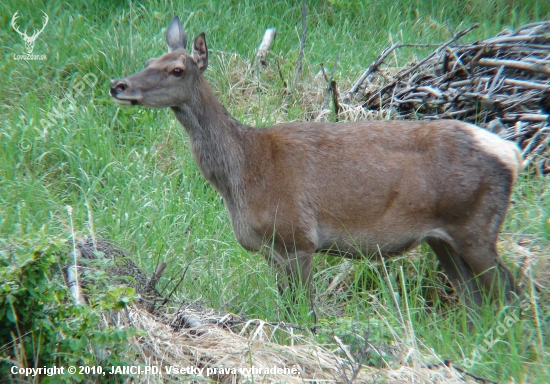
172,68,184,77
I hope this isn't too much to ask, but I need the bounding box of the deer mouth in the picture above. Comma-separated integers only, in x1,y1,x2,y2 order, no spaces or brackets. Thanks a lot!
113,97,139,106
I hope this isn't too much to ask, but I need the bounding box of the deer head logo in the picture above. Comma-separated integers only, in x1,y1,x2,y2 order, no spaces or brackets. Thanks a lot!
11,11,49,54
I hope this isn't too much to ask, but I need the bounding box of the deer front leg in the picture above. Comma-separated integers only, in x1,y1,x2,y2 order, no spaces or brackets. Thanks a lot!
264,247,316,321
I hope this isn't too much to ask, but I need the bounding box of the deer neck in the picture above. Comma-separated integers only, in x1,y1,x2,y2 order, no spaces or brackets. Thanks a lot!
171,76,244,205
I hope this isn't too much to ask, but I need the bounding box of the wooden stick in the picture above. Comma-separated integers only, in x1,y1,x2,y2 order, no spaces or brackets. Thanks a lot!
512,21,550,34
480,77,550,91
417,86,444,98
522,131,542,158
487,65,505,97
67,263,83,304
476,58,550,75
256,28,276,66
523,58,550,65
145,262,167,292
502,113,550,122
331,79,340,118
320,54,339,112
483,34,550,44
320,64,331,111
398,24,480,79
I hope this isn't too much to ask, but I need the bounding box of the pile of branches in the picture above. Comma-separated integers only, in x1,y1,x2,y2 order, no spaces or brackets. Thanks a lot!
345,22,550,174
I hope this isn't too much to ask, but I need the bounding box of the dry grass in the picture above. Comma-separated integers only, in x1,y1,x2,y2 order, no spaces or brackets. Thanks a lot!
83,230,543,384
76,236,488,383
113,305,480,383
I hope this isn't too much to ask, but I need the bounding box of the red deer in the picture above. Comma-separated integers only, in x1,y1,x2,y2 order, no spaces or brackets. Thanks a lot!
110,16,523,320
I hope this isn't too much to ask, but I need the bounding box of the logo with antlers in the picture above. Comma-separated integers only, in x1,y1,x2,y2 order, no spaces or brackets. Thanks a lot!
12,11,49,54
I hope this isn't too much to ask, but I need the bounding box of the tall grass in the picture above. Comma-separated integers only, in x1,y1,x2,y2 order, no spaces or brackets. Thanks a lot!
1,0,549,382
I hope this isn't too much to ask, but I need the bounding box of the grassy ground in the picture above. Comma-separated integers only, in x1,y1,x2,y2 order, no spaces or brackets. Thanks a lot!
1,0,549,382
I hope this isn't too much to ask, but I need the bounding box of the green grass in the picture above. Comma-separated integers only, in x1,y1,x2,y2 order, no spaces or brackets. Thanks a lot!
1,0,549,382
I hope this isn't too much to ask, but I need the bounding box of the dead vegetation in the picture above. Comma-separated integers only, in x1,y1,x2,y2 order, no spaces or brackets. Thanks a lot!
342,22,550,174
71,236,492,383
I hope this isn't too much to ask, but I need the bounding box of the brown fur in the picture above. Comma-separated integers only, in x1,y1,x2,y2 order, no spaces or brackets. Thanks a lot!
111,17,523,318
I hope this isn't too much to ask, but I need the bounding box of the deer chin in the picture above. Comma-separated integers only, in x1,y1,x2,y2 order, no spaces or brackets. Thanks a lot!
110,86,143,105
113,96,141,106
113,98,133,106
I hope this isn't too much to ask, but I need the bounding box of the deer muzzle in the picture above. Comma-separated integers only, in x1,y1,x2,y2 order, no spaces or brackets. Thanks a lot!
110,79,142,105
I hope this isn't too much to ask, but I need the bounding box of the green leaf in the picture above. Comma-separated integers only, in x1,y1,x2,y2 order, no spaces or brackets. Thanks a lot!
6,308,16,323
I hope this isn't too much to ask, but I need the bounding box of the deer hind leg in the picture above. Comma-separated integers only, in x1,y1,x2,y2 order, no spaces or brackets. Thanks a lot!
429,208,520,324
427,238,484,312
454,240,520,304
453,185,521,304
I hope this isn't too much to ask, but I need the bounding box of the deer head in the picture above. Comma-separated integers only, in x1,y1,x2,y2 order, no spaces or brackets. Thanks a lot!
12,11,49,54
110,16,208,108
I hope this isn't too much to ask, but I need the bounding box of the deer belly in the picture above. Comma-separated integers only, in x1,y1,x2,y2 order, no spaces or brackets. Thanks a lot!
315,226,423,259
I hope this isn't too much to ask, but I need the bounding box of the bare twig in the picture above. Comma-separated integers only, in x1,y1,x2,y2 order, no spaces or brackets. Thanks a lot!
331,80,340,118
452,363,499,384
320,64,331,111
291,0,307,90
277,59,290,113
321,54,340,113
345,42,401,100
159,261,192,308
145,262,167,293
480,77,550,91
476,57,550,75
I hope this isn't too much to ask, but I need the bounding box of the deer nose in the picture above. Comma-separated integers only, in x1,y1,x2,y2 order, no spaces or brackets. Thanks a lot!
110,79,129,96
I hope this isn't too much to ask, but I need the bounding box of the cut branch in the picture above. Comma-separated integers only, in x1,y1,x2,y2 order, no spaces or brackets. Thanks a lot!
345,42,401,101
476,58,550,75
145,262,167,293
320,64,331,111
331,80,340,118
256,28,276,66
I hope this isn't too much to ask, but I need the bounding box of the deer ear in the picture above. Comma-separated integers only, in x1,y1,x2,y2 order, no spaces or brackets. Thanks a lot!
166,16,187,52
192,33,208,72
